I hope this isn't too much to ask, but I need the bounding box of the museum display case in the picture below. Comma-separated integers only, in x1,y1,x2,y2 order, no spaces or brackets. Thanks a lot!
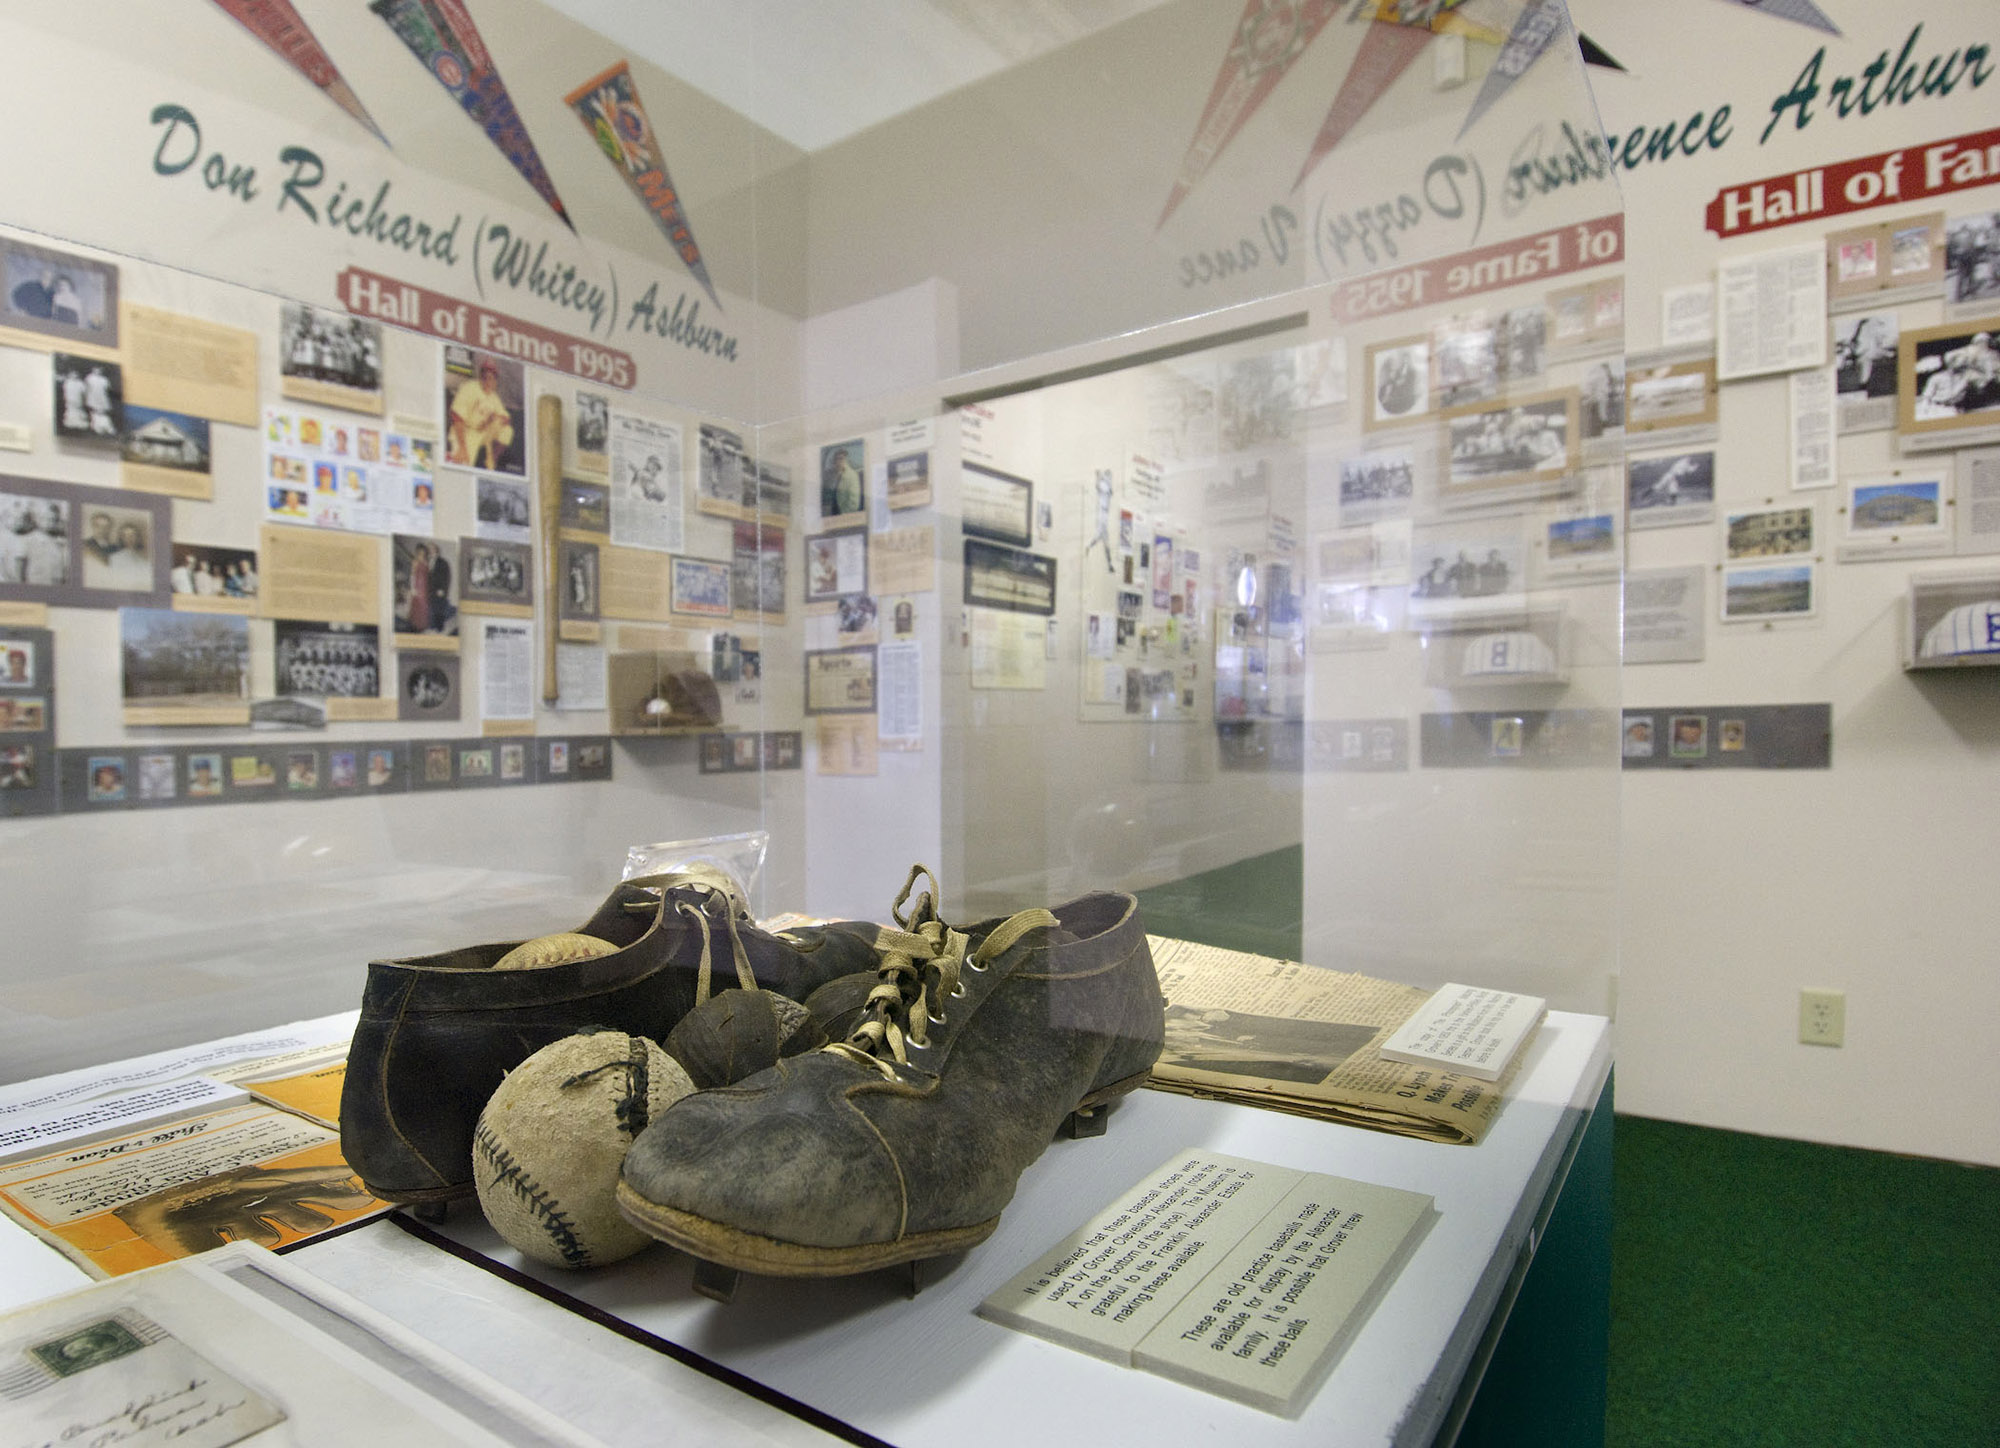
0,4,1624,1443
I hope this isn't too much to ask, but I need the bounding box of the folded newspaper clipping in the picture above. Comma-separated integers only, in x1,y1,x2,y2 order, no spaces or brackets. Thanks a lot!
1144,937,1524,1145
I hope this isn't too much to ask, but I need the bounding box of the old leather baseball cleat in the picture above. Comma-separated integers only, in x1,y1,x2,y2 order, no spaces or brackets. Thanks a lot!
615,867,1166,1281
339,874,884,1205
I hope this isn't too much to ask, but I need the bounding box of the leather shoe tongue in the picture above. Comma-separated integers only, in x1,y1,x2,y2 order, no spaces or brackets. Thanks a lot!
492,932,620,971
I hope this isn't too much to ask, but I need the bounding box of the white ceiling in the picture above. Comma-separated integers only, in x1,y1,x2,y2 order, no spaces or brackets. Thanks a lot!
536,0,1173,153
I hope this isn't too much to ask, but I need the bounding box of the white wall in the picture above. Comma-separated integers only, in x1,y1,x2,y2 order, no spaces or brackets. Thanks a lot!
1574,0,2000,1164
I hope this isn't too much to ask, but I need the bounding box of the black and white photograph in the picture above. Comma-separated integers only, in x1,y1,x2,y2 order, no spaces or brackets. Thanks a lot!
573,389,609,472
1580,359,1626,442
1901,317,2000,435
393,535,458,637
1338,447,1415,524
1835,313,1899,431
120,608,249,716
733,523,786,620
79,503,156,592
1,238,117,347
53,353,122,441
279,302,383,411
559,538,600,623
560,479,609,533
886,451,930,510
1159,1002,1377,1086
698,422,750,517
474,474,532,543
1442,392,1576,496
0,492,69,587
805,530,867,606
1944,211,2000,306
1219,350,1298,450
1430,317,1498,409
1365,337,1429,428
120,406,210,475
1496,305,1548,383
963,539,1058,616
1626,358,1718,434
755,459,793,519
273,621,379,698
168,543,256,607
1627,450,1716,529
1408,537,1527,603
399,652,462,722
460,538,534,610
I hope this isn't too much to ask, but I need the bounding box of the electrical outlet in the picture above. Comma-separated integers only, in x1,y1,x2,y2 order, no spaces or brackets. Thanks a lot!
1799,989,1845,1046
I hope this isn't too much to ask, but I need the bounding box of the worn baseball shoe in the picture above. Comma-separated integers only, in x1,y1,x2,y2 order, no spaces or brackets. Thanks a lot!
616,868,1165,1282
340,873,884,1205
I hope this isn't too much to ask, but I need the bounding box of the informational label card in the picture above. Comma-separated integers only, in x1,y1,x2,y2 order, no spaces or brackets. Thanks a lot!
981,1151,1432,1417
1376,984,1547,1082
1790,365,1836,490
1623,566,1707,665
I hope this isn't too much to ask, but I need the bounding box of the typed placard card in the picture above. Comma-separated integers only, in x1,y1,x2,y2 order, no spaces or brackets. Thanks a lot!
980,1151,1432,1416
1377,983,1547,1082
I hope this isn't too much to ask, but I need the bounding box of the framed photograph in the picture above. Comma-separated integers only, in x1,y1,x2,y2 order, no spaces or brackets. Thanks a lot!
272,620,380,699
963,539,1058,616
53,353,122,442
443,343,526,475
279,302,383,413
1724,505,1814,561
459,747,494,780
187,752,223,796
732,522,787,622
1622,715,1654,758
1625,358,1718,435
1944,211,2000,306
474,474,532,543
500,742,526,780
330,750,358,788
805,529,868,606
286,750,320,791
1829,229,1882,296
755,460,793,520
1544,511,1620,576
1408,532,1528,607
121,608,249,725
962,463,1034,545
572,388,610,477
886,451,931,510
399,653,461,722
0,639,35,688
79,501,160,596
86,755,127,802
392,535,459,638
804,645,877,715
1579,358,1626,443
1842,470,1951,558
1669,714,1708,759
1898,315,2000,439
0,237,118,348
1547,276,1623,354
1430,315,1499,409
121,405,211,485
548,740,570,775
560,478,610,534
459,538,534,612
169,547,268,623
422,743,453,784
1721,561,1817,622
1364,336,1430,430
819,438,867,528
1627,450,1716,530
1834,313,1899,431
1338,446,1416,524
139,750,177,801
671,556,732,619
558,538,601,625
0,698,46,730
698,422,751,518
1439,389,1578,501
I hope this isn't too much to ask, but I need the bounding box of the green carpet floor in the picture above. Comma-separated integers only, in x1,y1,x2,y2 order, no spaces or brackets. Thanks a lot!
1609,1115,2000,1448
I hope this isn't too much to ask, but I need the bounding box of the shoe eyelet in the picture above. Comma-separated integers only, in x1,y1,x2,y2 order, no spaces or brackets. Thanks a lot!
967,958,988,972
927,1009,948,1026
949,981,968,999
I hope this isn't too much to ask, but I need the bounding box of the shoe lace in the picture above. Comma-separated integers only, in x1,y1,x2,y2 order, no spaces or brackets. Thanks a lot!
621,868,760,1007
824,865,1055,1080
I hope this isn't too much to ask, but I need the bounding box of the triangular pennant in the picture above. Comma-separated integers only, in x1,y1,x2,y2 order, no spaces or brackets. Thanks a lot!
565,62,722,310
1457,0,1569,139
1714,0,1840,36
369,0,572,229
211,0,387,144
1292,20,1435,192
1577,33,1627,71
1157,0,1345,229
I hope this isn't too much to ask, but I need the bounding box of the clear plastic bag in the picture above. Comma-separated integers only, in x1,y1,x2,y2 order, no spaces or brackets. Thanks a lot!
621,830,768,917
